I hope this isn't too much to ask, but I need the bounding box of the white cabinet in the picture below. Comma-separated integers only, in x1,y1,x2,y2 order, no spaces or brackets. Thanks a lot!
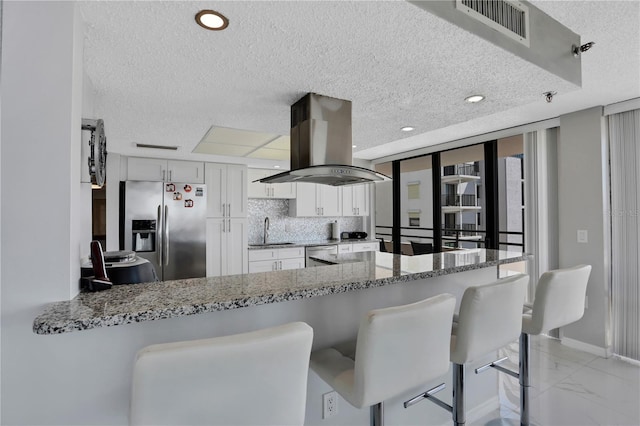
290,183,342,217
205,163,247,218
338,241,378,253
206,218,248,277
338,244,352,254
247,169,296,199
248,246,305,273
127,157,204,183
351,241,378,252
342,184,370,216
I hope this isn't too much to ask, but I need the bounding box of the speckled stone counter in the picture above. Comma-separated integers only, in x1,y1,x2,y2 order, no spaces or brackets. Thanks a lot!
33,249,527,335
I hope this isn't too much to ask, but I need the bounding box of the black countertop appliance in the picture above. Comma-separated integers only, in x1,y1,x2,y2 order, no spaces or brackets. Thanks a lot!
341,231,368,240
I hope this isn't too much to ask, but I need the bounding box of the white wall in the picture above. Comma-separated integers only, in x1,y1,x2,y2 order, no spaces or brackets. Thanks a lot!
1,1,90,423
557,107,611,351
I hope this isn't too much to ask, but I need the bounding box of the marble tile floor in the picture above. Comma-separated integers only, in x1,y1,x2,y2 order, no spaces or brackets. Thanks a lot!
474,335,640,426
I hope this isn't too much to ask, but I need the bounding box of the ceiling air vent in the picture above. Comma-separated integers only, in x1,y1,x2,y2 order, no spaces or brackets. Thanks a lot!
136,143,179,150
456,0,530,47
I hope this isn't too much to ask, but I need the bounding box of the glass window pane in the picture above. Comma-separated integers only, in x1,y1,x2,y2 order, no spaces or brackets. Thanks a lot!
399,156,433,255
497,135,525,253
440,145,485,250
374,162,393,252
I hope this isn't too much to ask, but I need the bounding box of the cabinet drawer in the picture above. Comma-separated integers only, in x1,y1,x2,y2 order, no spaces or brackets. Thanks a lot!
280,258,305,271
248,260,277,273
352,242,378,252
248,249,277,262
277,247,305,259
338,244,352,253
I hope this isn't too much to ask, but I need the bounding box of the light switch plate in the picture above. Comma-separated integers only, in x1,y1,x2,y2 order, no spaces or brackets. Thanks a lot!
577,230,588,243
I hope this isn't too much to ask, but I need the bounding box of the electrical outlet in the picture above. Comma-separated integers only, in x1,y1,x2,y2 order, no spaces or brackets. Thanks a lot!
323,391,338,419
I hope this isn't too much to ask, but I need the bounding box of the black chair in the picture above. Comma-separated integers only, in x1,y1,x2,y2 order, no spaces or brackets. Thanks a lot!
410,241,433,255
378,238,388,252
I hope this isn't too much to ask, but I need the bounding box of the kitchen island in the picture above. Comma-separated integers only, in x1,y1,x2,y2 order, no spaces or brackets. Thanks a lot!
31,248,528,426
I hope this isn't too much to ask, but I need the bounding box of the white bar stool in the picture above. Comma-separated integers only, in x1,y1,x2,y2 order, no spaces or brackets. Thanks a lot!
450,274,529,426
310,294,457,426
407,274,529,426
129,322,313,426
519,264,591,425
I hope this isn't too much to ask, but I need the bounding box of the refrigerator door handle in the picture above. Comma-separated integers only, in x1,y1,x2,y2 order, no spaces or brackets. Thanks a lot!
164,205,170,266
157,204,163,266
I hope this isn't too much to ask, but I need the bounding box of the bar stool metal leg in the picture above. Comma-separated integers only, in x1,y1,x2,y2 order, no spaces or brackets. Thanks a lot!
452,363,465,426
519,332,531,426
370,402,383,426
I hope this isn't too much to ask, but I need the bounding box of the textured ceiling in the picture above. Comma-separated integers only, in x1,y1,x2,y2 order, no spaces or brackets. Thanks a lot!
79,1,640,167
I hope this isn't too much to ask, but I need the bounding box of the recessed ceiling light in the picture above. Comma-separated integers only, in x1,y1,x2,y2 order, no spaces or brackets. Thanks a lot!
401,126,415,132
465,95,485,103
195,10,229,31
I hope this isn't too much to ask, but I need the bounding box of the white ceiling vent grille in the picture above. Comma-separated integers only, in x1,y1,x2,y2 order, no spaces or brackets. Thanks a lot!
456,0,530,47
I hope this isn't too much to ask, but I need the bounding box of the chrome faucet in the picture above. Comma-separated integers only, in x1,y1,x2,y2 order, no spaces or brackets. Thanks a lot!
263,217,270,244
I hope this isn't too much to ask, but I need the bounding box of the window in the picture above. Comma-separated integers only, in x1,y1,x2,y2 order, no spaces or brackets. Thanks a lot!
407,182,420,199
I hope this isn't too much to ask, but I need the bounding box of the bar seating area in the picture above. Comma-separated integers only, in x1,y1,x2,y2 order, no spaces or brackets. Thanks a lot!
129,269,601,425
126,264,596,425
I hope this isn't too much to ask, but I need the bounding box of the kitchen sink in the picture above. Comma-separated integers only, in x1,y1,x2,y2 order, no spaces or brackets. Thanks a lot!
249,242,295,247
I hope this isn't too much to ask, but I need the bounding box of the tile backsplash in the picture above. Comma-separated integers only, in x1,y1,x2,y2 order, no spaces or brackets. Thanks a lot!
248,199,364,243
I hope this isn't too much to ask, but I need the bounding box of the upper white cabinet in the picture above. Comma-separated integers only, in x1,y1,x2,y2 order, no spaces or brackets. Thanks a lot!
205,163,247,218
127,157,204,183
290,183,342,217
342,184,370,216
247,169,296,199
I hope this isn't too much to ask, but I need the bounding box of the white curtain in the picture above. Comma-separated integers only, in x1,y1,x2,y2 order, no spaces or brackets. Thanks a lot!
609,109,640,361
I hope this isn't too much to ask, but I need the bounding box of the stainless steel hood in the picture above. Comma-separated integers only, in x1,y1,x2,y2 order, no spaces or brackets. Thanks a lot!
260,93,389,186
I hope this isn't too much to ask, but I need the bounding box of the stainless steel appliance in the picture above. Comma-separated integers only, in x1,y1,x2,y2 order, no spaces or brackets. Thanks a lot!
120,181,207,280
305,244,338,267
259,93,389,186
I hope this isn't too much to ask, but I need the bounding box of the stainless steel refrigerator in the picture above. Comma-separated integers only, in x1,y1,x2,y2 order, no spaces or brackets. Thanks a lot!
120,181,207,280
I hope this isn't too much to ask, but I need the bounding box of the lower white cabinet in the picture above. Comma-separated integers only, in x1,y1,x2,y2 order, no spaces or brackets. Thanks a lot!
248,247,305,273
338,241,378,253
206,218,248,277
351,241,378,252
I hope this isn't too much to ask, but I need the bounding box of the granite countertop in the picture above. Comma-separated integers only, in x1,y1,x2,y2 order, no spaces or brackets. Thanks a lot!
33,249,528,335
247,238,377,249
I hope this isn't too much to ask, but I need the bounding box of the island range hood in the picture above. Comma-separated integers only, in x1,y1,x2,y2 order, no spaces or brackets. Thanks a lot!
259,93,390,186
